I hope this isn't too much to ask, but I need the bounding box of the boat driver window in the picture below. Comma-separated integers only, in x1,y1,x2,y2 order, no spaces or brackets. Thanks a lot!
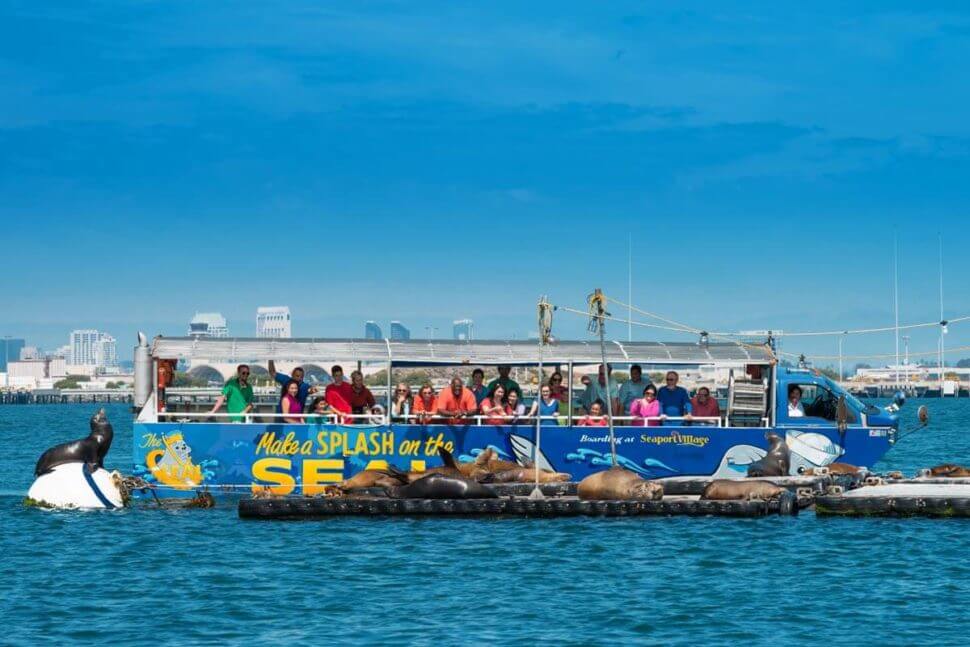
789,384,855,423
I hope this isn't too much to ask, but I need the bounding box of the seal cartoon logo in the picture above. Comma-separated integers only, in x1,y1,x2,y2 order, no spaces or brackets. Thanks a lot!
145,432,204,489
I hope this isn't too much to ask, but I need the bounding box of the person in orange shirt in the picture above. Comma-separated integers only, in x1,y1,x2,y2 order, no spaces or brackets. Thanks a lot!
436,376,478,425
412,384,438,424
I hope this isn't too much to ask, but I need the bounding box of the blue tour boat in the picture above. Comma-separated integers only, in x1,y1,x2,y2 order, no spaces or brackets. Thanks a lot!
130,335,903,497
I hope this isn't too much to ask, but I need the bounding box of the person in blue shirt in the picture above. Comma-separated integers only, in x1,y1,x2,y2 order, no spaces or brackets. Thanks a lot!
268,360,319,413
657,371,692,422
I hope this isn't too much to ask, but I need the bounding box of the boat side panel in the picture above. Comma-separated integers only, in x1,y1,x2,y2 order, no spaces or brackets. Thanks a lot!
132,422,891,496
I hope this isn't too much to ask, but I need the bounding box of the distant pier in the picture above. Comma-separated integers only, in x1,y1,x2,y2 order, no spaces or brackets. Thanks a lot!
0,388,134,405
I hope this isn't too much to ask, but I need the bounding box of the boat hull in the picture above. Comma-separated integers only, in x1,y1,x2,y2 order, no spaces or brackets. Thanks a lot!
132,421,893,497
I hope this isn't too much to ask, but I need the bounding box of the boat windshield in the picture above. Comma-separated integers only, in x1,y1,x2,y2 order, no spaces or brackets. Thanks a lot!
818,375,878,414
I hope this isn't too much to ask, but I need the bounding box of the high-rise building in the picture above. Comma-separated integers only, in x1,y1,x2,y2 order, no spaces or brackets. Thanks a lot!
188,312,229,339
0,337,25,372
389,321,410,341
364,321,383,340
257,306,292,338
19,345,42,360
69,330,117,368
453,319,474,341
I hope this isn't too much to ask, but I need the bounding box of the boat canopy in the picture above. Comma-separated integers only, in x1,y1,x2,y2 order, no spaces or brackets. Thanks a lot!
151,336,773,366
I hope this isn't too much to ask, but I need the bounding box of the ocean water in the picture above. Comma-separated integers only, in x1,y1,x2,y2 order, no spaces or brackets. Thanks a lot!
1,401,968,646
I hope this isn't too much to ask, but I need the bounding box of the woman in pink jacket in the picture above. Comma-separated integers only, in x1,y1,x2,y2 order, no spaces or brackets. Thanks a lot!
629,385,660,427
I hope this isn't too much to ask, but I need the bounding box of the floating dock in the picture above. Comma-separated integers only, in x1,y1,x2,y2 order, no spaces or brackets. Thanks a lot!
816,482,970,517
655,474,859,496
239,491,799,519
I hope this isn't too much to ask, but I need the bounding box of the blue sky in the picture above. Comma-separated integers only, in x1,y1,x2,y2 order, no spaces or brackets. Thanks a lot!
3,1,970,364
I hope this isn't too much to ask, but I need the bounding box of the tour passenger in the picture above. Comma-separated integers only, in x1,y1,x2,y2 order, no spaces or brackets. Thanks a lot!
690,387,721,422
481,384,509,425
526,384,560,426
413,384,438,424
788,385,805,417
308,396,334,422
280,379,305,424
629,385,660,427
506,389,526,424
268,360,318,413
324,365,353,420
578,400,609,427
391,383,413,422
618,364,651,416
657,371,692,421
209,364,254,423
548,371,568,401
487,365,522,400
469,368,488,405
436,376,478,425
347,370,376,423
580,364,620,416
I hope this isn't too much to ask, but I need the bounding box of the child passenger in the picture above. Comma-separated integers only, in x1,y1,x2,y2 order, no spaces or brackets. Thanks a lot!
578,400,609,426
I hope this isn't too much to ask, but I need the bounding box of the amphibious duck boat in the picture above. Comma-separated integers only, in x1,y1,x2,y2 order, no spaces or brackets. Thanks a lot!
131,336,900,497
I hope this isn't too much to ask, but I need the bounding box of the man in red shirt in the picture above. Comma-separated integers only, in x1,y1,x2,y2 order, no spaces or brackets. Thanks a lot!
690,387,721,423
325,365,354,420
436,376,478,425
347,369,376,423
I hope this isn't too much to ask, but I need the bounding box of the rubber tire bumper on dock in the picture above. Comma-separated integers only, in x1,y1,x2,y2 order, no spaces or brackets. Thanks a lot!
239,493,798,519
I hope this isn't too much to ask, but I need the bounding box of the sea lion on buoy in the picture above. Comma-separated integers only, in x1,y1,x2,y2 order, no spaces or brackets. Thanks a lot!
746,432,790,477
34,409,114,476
800,462,864,476
577,466,663,501
385,472,498,499
488,467,571,484
701,480,787,501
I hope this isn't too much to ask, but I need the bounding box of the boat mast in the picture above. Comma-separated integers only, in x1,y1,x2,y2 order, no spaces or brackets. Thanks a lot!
939,233,940,398
590,289,617,466
893,233,900,388
628,233,632,343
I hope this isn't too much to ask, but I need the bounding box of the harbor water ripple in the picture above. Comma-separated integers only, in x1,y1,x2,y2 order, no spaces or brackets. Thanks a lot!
1,401,968,645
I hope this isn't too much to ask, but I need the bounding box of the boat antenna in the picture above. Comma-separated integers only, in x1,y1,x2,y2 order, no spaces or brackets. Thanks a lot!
530,297,554,500
893,231,900,388
628,233,633,343
938,233,940,398
588,288,617,466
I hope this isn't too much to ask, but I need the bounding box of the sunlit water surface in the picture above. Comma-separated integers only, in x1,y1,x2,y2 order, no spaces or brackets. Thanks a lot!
1,401,968,645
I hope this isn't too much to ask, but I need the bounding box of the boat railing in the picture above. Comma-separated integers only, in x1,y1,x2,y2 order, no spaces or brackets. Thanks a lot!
156,412,744,428
158,411,386,424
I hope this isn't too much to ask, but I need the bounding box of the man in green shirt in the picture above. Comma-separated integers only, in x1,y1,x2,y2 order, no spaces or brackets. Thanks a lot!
486,365,522,399
210,364,254,422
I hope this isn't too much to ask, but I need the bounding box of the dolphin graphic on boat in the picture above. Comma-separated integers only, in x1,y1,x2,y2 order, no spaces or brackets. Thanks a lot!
564,448,676,477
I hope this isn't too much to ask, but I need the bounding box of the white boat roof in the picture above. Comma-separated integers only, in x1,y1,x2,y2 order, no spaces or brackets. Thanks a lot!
152,336,772,366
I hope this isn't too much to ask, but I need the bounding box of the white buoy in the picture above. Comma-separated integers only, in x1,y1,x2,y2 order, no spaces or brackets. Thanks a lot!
27,463,124,510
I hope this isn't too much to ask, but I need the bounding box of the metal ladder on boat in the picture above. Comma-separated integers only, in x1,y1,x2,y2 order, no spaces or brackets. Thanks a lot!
727,371,768,427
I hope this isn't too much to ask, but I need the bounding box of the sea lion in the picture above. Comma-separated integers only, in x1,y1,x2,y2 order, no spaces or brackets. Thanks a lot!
701,480,787,501
405,448,491,483
746,432,790,477
488,467,572,484
801,462,863,476
338,468,409,490
929,463,970,478
34,409,114,476
385,472,498,499
577,466,663,501
927,464,970,477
